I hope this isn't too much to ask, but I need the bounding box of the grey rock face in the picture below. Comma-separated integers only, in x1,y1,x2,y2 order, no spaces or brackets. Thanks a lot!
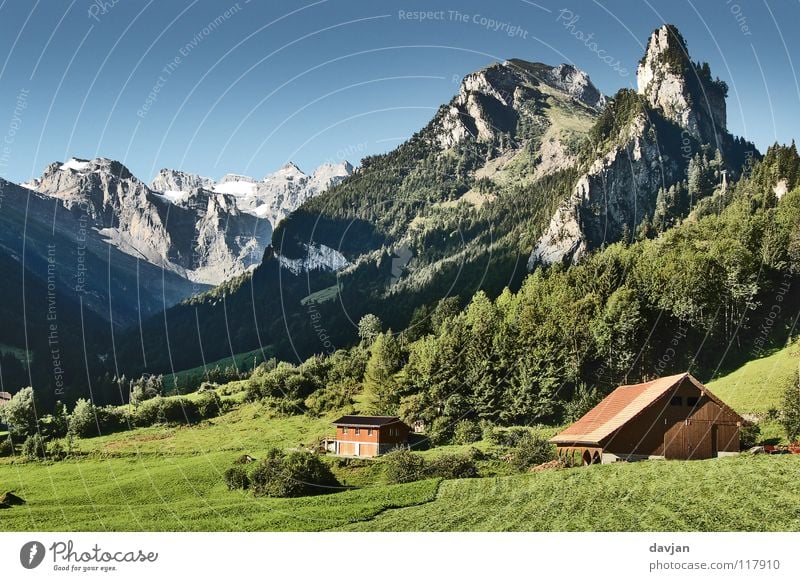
432,59,605,150
636,24,727,143
25,157,352,286
530,25,737,268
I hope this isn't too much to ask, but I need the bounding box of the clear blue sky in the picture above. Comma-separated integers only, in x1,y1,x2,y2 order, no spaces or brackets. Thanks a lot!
0,0,798,184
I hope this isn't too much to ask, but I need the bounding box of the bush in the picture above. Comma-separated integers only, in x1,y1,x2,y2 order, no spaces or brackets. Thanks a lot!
196,391,222,419
383,448,425,484
160,397,200,424
47,440,66,461
0,436,13,457
248,449,338,498
780,372,800,442
96,406,128,434
223,465,249,490
510,433,555,471
133,397,163,427
133,397,202,427
21,434,47,461
427,417,454,446
1,387,37,438
486,426,532,448
740,422,761,449
68,399,97,438
452,420,482,445
425,453,478,479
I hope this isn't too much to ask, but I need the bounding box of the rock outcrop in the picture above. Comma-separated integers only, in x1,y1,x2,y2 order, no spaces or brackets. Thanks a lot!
529,24,750,268
24,157,352,285
636,25,727,144
432,59,605,150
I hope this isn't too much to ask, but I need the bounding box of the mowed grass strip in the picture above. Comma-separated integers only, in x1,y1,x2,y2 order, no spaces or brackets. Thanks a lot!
0,452,440,531
342,455,800,532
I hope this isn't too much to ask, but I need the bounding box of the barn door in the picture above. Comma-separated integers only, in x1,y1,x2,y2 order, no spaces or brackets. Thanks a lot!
664,421,684,459
686,420,712,459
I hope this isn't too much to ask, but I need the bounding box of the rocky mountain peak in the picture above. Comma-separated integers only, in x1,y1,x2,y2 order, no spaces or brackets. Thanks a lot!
151,168,214,195
546,63,606,110
433,58,604,149
637,24,727,141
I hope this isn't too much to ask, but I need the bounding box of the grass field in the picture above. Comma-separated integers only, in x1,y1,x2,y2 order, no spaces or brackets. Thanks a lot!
3,342,799,532
343,455,800,532
708,340,799,415
0,452,439,531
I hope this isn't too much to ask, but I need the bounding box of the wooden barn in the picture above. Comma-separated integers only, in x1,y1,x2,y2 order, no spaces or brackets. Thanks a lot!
550,373,743,464
331,415,411,457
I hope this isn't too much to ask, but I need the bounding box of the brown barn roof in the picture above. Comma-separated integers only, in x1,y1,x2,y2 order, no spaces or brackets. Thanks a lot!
332,415,405,428
550,373,741,446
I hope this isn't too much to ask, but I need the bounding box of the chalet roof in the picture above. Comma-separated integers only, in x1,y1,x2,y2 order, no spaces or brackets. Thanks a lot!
550,373,742,446
332,415,404,428
0,391,11,404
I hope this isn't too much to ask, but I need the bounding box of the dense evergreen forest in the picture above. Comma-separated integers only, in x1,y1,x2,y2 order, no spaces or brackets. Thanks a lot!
239,143,800,437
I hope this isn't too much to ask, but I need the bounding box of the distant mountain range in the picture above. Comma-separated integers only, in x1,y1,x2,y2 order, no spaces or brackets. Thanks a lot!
0,156,350,403
0,24,765,403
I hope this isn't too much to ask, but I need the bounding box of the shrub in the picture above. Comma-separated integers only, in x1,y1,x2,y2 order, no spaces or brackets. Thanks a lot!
487,426,531,448
427,417,454,446
425,453,478,479
68,399,97,438
739,422,761,449
510,433,555,471
21,434,47,461
0,436,13,457
452,419,482,445
383,448,425,484
96,406,128,434
248,448,339,498
133,397,202,427
160,397,200,424
1,387,37,438
780,371,800,442
133,397,163,427
196,391,222,419
223,465,249,490
47,440,66,461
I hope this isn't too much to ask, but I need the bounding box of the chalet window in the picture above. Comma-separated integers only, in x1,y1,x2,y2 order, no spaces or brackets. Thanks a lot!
342,427,348,434
367,428,373,436
687,396,699,406
355,428,360,435
670,396,683,406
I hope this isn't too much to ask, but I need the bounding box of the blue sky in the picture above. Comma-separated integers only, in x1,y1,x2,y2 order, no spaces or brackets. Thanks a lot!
0,0,798,184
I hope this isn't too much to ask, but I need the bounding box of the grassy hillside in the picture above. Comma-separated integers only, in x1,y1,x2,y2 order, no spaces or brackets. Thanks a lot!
0,452,438,531
344,455,800,532
708,340,799,414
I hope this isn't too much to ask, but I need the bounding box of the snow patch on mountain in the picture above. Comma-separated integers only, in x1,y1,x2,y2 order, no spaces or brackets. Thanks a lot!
277,243,350,275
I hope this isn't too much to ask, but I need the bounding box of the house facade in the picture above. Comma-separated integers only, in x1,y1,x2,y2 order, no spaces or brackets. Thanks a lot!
331,415,411,457
550,373,743,464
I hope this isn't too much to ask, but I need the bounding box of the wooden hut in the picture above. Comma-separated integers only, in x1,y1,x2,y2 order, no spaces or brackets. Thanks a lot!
550,373,743,464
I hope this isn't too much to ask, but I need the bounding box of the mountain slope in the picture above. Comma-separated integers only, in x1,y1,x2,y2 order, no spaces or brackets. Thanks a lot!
530,25,754,266
123,25,760,378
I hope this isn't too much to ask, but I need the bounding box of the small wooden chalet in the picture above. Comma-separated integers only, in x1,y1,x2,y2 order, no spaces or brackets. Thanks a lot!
331,415,410,457
550,373,743,464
